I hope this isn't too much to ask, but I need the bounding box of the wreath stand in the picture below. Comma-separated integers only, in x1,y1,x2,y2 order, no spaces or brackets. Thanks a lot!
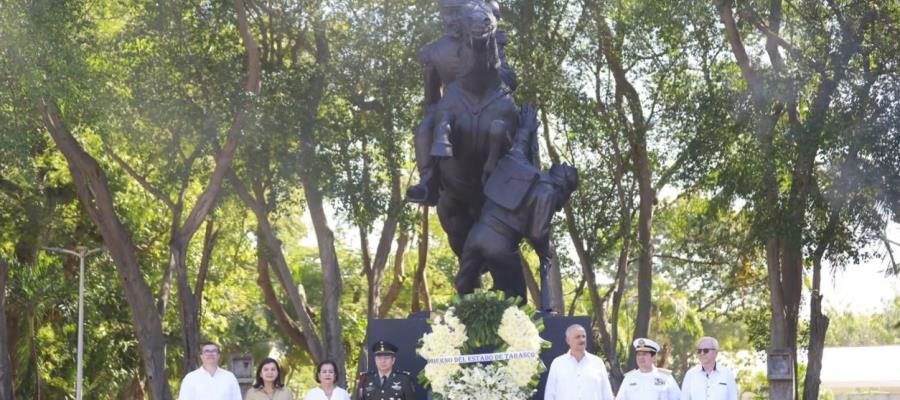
357,311,591,400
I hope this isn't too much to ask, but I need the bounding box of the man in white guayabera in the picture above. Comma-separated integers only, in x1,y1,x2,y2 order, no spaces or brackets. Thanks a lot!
544,324,614,400
177,342,242,400
680,336,738,400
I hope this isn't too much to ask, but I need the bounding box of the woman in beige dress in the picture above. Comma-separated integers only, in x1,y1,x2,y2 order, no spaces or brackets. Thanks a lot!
246,358,293,400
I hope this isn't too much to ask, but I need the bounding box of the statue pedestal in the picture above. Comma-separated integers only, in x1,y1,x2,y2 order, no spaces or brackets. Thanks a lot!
229,353,254,399
358,313,592,399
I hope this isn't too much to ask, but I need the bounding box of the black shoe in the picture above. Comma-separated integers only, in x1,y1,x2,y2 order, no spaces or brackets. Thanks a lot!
406,183,438,206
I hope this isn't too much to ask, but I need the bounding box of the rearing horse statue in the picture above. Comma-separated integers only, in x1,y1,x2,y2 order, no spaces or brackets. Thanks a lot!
429,0,523,266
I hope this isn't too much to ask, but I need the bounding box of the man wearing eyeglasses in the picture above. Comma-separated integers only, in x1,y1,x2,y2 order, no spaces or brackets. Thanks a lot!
680,337,738,400
177,342,242,400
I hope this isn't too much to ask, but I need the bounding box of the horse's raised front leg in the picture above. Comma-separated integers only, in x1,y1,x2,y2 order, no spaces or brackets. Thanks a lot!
482,119,509,184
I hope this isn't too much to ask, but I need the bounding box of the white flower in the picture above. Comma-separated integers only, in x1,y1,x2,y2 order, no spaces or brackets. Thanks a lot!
505,358,538,387
419,302,544,399
499,306,544,352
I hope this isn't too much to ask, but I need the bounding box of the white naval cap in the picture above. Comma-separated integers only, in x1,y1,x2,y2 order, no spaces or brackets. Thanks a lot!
632,338,660,354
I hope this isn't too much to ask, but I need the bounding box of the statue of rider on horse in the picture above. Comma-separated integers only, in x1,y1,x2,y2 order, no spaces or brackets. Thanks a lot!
407,0,577,311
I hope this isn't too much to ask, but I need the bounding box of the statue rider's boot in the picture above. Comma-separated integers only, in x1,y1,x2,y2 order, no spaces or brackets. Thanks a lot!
408,116,441,206
406,169,439,206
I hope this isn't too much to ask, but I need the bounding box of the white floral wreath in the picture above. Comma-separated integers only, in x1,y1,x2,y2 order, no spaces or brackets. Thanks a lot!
418,291,547,400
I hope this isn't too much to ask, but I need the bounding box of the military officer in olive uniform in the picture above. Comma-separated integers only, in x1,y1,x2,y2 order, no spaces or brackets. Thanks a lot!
616,338,680,400
355,340,415,400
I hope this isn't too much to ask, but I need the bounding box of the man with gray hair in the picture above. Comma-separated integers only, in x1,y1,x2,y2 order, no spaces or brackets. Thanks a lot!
544,324,614,400
680,336,738,400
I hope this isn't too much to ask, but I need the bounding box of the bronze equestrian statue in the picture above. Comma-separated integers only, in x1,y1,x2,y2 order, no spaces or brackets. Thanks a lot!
406,0,575,308
429,0,523,257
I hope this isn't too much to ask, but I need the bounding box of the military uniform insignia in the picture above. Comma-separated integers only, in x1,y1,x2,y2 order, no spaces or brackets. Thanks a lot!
391,381,402,391
654,377,665,385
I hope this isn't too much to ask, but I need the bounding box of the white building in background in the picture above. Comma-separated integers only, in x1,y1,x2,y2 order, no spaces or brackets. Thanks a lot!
725,346,900,399
820,345,900,399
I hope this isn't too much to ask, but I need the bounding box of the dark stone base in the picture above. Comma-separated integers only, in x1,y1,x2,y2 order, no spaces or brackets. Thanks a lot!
357,312,593,400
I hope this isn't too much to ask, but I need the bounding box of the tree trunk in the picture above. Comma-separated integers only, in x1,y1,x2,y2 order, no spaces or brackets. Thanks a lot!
194,220,217,319
378,231,410,318
4,312,17,399
608,140,632,389
0,258,13,400
567,278,586,317
803,257,828,400
168,0,257,365
542,86,628,383
629,145,654,344
365,173,403,320
803,158,852,400
156,261,175,317
296,18,347,384
594,14,654,368
302,174,346,384
411,207,432,313
548,244,565,314
28,316,39,400
607,236,630,389
39,97,174,400
781,238,803,397
520,256,541,308
171,244,201,372
561,200,626,387
604,161,634,390
713,2,791,397
256,249,315,358
171,186,227,373
118,375,145,400
230,174,325,362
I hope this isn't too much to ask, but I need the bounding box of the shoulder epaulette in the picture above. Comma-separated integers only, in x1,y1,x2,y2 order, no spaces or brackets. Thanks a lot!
624,369,638,376
398,370,411,376
657,368,672,375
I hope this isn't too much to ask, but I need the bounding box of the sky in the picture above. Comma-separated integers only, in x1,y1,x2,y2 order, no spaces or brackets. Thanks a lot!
821,221,900,313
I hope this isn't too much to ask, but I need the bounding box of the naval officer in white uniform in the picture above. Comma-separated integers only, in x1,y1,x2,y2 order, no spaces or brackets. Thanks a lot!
615,338,680,400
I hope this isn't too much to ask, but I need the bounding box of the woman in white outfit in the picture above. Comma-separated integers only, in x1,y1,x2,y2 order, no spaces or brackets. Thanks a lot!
304,360,351,400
